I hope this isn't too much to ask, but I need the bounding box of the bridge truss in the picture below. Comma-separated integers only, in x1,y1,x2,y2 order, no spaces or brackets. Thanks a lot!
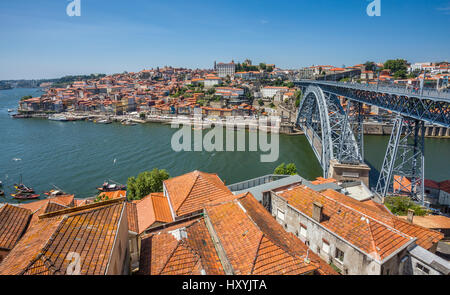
295,80,450,203
296,86,363,178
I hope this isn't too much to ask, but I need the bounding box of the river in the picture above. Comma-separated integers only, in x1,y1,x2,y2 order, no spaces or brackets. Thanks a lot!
0,88,449,202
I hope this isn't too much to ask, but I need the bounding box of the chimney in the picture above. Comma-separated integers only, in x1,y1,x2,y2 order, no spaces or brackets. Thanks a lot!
407,209,415,223
312,202,323,223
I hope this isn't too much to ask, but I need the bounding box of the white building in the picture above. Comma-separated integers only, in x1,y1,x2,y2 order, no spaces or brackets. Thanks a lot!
215,61,236,78
261,86,289,99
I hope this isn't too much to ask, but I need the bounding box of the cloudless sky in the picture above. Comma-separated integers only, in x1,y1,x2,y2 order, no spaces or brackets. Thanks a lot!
0,0,449,79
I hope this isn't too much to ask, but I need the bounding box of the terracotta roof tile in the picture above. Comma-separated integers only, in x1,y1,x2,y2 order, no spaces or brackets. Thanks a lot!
276,186,443,260
164,171,234,216
0,204,32,251
0,201,125,275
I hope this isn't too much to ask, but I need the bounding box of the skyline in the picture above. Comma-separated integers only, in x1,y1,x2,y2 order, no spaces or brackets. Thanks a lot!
0,0,449,80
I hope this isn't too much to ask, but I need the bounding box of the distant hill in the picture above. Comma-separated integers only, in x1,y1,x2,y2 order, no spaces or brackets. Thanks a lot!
0,73,106,89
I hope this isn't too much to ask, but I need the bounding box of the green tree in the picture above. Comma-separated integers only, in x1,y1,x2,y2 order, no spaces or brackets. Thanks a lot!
20,95,33,101
274,163,298,175
384,196,428,216
364,61,377,72
259,63,267,71
127,169,170,201
258,99,264,106
384,59,408,78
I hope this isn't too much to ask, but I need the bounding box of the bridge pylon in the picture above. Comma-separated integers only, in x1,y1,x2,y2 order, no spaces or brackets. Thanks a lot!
375,116,425,204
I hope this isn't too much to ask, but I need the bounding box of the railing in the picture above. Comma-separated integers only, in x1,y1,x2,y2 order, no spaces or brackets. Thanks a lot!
227,174,290,192
296,80,450,101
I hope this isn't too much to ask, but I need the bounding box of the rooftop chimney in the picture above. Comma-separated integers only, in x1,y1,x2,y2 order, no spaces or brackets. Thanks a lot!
312,202,323,223
407,209,415,223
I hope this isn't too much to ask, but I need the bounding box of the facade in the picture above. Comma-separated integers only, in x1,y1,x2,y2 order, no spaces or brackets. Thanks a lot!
261,86,289,99
215,61,236,78
269,184,444,275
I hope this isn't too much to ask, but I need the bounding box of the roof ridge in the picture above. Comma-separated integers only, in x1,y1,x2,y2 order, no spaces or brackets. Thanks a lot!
366,219,381,260
175,173,201,214
20,216,67,275
250,234,265,274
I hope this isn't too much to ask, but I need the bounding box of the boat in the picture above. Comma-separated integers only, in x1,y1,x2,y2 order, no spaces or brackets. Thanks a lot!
0,180,2,187
96,119,112,124
14,183,35,194
121,120,137,126
7,109,14,112
97,182,126,192
11,193,40,200
44,189,65,197
12,114,31,119
48,114,68,121
0,190,4,197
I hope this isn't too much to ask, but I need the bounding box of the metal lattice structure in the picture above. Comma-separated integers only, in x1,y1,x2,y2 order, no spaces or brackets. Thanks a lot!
295,80,450,127
294,80,443,202
296,86,363,177
375,117,425,203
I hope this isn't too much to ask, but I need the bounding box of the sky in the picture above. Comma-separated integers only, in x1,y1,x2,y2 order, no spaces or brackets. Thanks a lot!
0,0,449,80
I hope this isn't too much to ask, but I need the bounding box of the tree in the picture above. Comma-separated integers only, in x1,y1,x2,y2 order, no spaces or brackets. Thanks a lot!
364,61,377,72
20,95,32,101
258,99,264,106
259,63,267,71
127,169,170,201
384,196,428,216
384,59,408,78
274,163,298,175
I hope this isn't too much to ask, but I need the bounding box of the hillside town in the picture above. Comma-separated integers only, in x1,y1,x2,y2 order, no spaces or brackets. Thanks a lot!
0,170,449,275
13,60,448,122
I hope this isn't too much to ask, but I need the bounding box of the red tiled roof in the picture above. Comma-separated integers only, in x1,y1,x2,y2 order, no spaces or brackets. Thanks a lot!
138,219,225,275
164,171,234,216
130,193,173,234
0,200,126,275
0,204,32,251
276,185,443,259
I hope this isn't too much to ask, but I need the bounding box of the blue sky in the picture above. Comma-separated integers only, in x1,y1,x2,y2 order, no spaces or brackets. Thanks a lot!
0,0,449,79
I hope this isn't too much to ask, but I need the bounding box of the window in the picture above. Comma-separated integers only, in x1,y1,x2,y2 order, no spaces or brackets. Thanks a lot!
322,240,330,254
277,209,285,221
335,248,345,263
300,224,307,238
416,263,430,274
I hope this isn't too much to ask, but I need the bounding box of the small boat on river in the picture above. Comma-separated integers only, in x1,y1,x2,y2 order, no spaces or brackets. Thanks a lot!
97,181,126,192
11,193,40,200
48,114,68,121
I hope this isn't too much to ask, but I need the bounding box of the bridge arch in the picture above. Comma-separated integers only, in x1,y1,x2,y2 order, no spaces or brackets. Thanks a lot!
296,86,362,178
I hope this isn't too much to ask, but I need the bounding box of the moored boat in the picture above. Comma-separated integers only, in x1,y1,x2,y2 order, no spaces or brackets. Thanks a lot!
0,190,4,197
48,114,68,121
97,182,126,192
14,183,35,194
96,119,112,124
11,193,40,200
